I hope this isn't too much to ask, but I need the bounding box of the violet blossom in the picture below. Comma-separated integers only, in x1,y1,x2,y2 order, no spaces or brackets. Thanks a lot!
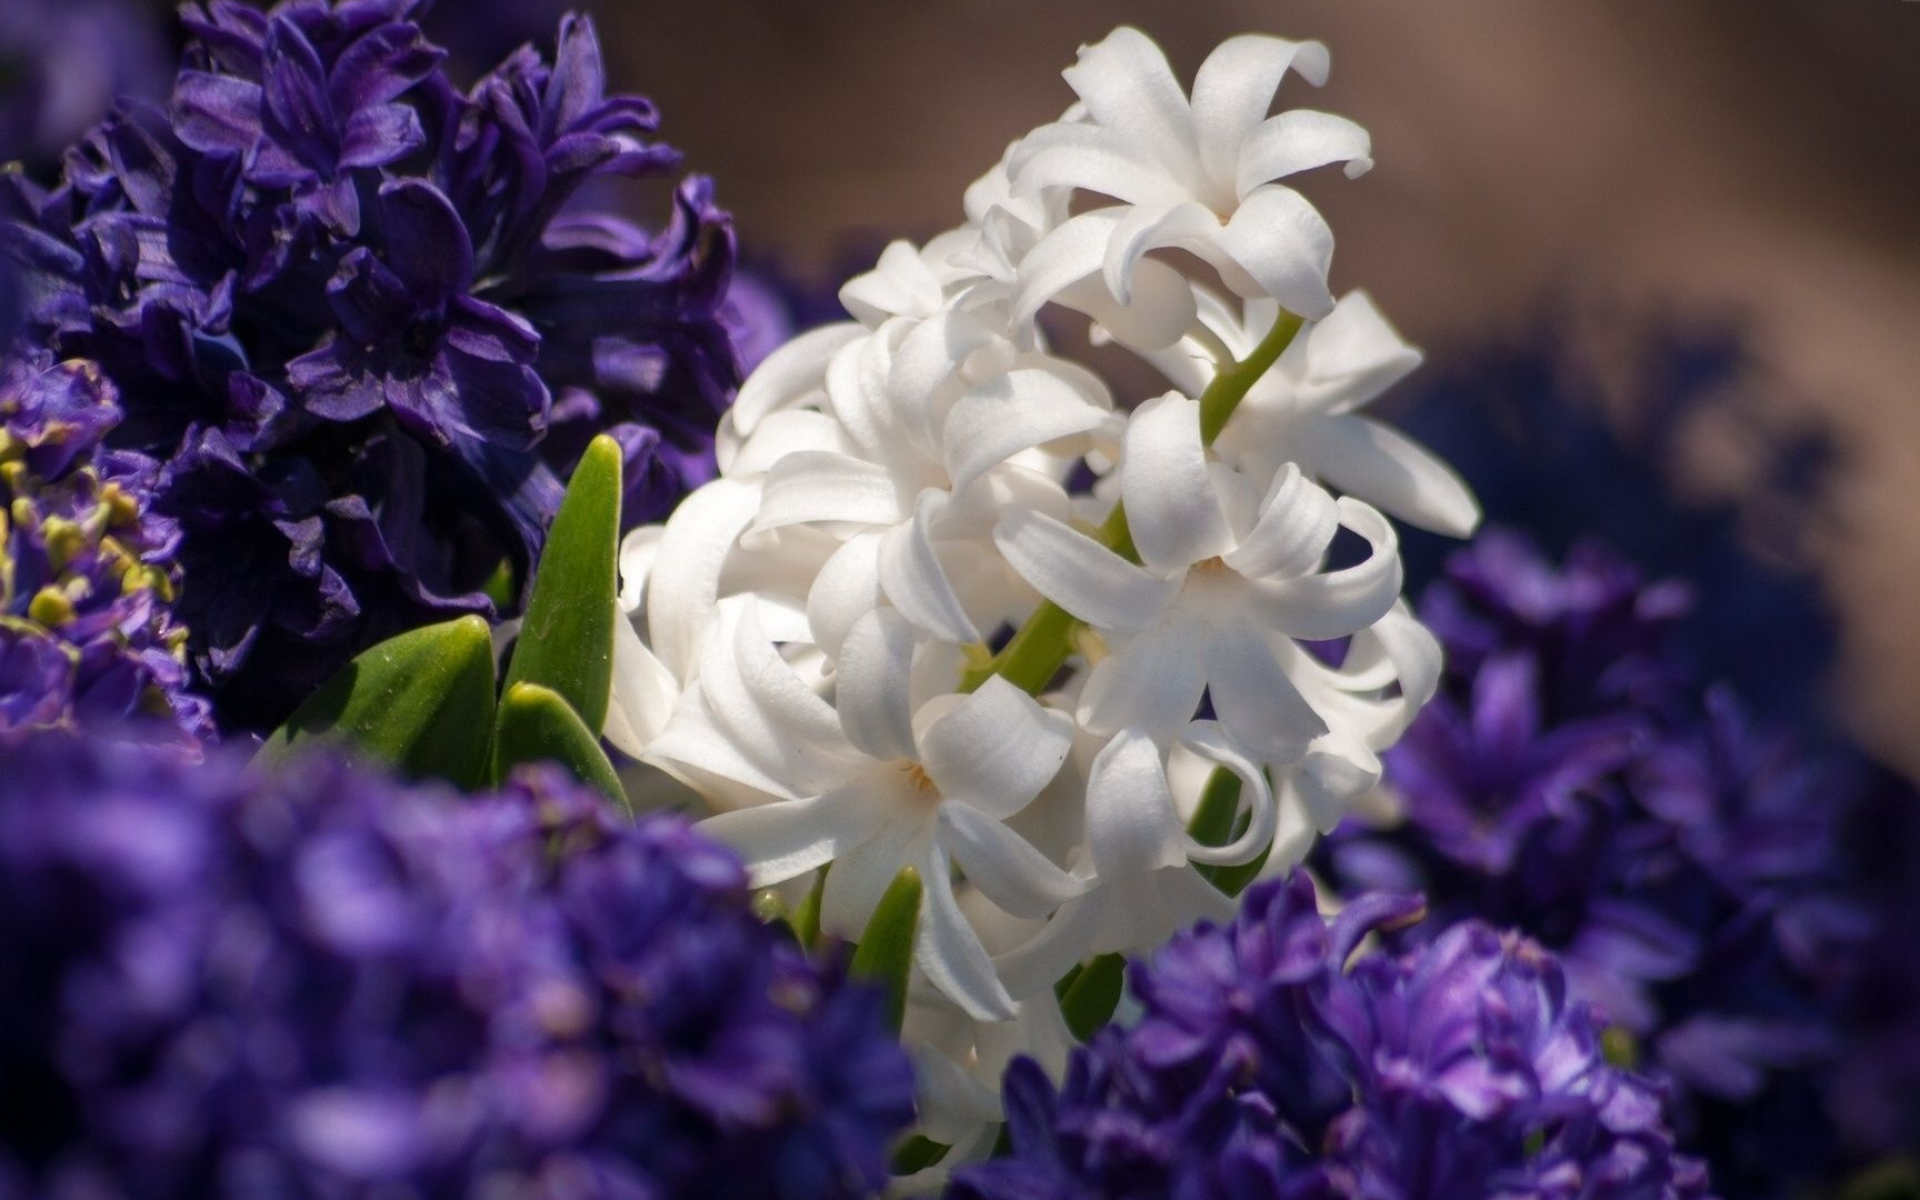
0,1,740,729
0,730,915,1198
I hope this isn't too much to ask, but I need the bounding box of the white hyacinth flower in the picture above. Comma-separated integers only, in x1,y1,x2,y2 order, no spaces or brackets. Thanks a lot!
651,604,1083,1020
1009,26,1371,320
995,392,1403,766
1154,290,1482,537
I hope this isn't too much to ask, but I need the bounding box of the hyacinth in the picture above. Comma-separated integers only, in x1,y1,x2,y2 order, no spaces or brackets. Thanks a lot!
1318,530,1872,1194
0,0,738,728
599,26,1478,1160
0,352,210,741
947,871,1714,1199
0,729,915,1199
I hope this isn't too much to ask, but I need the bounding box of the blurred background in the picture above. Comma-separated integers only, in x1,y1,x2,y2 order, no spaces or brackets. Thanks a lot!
7,0,1918,770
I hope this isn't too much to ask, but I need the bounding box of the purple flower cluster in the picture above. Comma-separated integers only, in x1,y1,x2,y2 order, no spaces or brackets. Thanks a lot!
1,0,740,728
1319,530,1873,1193
0,352,210,741
0,729,915,1199
950,872,1712,1200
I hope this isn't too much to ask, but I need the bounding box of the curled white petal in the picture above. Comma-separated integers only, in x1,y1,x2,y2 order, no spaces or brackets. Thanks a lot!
1122,393,1234,574
993,507,1178,633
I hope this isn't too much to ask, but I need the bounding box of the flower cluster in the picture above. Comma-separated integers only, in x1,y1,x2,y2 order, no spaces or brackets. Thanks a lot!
1318,530,1874,1194
0,0,739,729
948,871,1715,1199
0,729,915,1199
608,26,1475,1155
0,352,210,741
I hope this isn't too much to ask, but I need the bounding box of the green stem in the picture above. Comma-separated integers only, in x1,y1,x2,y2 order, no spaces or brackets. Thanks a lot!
959,310,1304,695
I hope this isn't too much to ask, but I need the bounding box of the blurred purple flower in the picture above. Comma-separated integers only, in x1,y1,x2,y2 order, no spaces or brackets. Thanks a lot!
0,730,915,1198
1319,530,1876,1194
0,1,743,729
0,352,210,742
951,872,1712,1200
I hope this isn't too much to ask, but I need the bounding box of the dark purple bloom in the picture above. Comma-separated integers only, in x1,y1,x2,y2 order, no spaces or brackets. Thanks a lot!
1,1,742,730
1319,531,1877,1196
0,352,210,742
950,873,1712,1200
0,730,915,1198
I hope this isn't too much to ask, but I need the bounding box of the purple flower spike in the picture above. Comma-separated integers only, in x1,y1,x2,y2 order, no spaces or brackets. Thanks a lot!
1319,529,1878,1196
0,731,916,1198
952,872,1713,1200
0,352,210,743
1,1,753,730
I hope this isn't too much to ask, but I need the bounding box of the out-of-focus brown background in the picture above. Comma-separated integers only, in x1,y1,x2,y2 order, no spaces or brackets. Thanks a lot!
596,1,1920,769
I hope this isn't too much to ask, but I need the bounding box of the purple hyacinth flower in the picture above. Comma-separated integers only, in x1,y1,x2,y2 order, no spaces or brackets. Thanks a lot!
951,872,1714,1200
1319,530,1878,1196
0,731,915,1198
1,2,744,730
286,180,549,449
0,352,210,742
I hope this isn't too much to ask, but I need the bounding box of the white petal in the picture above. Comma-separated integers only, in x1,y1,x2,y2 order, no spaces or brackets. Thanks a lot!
1012,208,1121,328
1078,621,1209,740
1102,201,1222,307
1055,257,1198,353
1217,183,1335,318
1084,729,1190,877
910,1047,1004,1147
1008,122,1185,207
805,533,884,661
993,506,1177,633
752,451,906,534
835,609,919,762
1095,865,1232,955
1206,616,1329,764
605,614,678,759
1294,728,1382,832
729,322,861,437
1190,35,1331,185
1222,463,1340,580
889,310,999,441
1064,27,1204,181
723,410,854,478
821,811,933,937
1236,110,1373,197
617,523,662,615
937,803,1087,918
840,240,944,326
1177,721,1279,867
992,894,1106,999
1257,497,1403,640
1296,290,1423,414
943,366,1112,494
1296,415,1481,537
697,785,886,887
879,490,980,644
917,846,1020,1021
920,677,1073,820
1122,393,1234,575
647,478,761,680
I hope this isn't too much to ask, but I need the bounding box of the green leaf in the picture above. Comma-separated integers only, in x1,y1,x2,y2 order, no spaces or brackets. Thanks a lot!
491,681,628,810
849,865,922,1033
255,615,496,788
890,1135,950,1175
1059,953,1126,1041
502,434,622,735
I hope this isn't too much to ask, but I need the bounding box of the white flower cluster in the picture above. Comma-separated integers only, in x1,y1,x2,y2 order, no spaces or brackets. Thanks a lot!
606,25,1477,1170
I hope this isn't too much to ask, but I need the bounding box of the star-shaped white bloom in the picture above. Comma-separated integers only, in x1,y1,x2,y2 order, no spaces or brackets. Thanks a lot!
652,603,1084,1021
1149,290,1482,537
995,391,1402,766
1009,26,1371,320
